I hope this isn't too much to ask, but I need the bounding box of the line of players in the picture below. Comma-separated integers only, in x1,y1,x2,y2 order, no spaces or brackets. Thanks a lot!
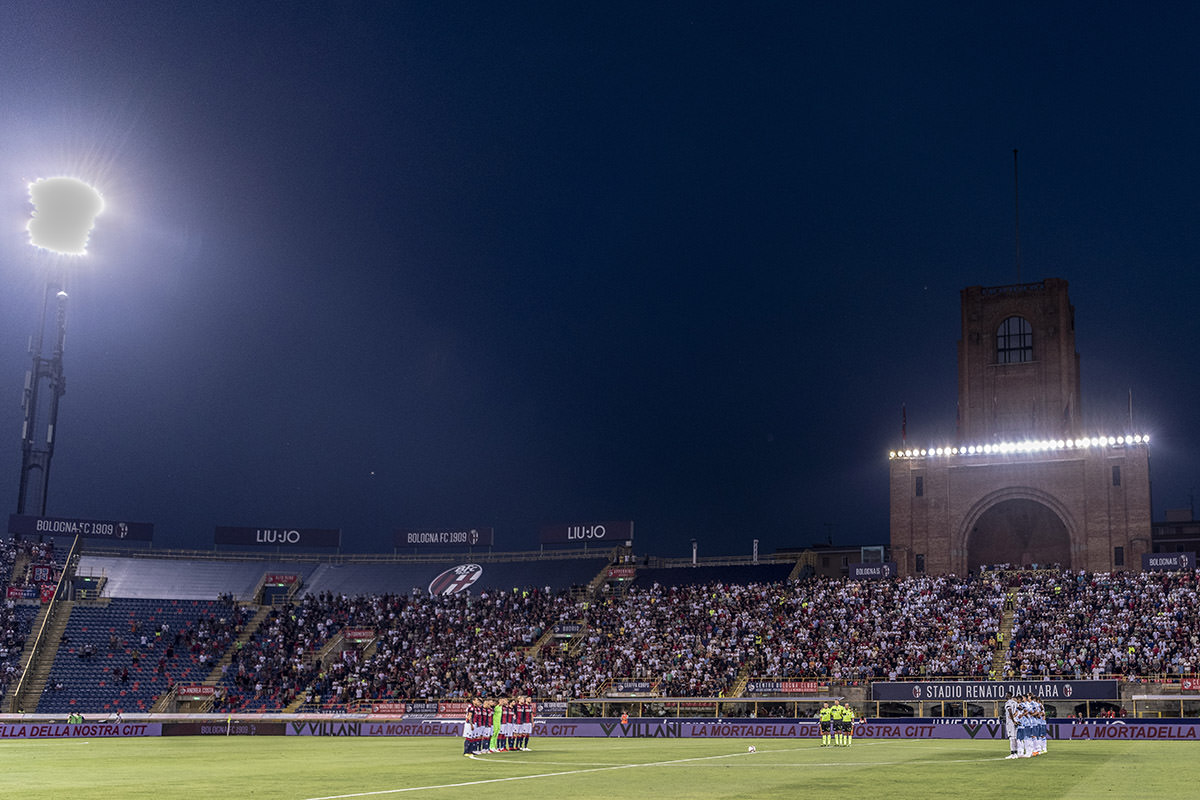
463,696,536,757
817,701,862,747
1004,692,1048,759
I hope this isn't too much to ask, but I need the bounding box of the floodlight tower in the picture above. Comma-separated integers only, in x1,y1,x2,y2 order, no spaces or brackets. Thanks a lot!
16,177,104,517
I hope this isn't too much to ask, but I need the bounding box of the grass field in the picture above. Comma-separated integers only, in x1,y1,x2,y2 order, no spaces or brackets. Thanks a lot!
0,736,1191,799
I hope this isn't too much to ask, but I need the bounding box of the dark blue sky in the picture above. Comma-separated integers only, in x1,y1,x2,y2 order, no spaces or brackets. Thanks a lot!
1,3,1197,556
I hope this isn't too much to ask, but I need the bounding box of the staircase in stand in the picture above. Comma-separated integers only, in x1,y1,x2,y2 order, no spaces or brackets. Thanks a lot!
200,604,272,685
991,603,1017,677
728,664,752,697
10,601,74,712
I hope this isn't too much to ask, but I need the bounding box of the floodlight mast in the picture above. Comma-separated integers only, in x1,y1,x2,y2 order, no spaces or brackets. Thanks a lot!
15,177,102,520
17,271,69,517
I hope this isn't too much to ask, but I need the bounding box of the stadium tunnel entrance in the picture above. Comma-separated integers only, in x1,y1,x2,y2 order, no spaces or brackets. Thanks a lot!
965,498,1071,570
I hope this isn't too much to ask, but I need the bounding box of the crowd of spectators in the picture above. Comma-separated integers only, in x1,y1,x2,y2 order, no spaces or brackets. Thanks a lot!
5,537,61,598
295,588,580,706
0,597,31,697
9,553,1200,711
231,574,1014,709
1005,569,1200,679
1,537,34,697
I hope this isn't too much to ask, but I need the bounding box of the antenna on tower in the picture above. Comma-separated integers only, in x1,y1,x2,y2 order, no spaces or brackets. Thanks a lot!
1013,148,1022,284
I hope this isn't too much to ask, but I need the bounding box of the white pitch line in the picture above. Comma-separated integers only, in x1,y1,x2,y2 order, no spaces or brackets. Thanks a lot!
302,742,1008,800
301,749,754,800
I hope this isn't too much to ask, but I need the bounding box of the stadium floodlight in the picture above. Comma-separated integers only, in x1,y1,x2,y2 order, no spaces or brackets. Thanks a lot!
889,432,1151,460
16,177,105,516
26,177,105,255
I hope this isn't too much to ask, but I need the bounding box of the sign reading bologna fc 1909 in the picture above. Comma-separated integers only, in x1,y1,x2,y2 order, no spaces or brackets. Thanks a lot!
393,527,494,548
540,520,633,544
428,563,483,596
9,513,154,542
213,526,341,548
1142,552,1195,571
849,562,897,579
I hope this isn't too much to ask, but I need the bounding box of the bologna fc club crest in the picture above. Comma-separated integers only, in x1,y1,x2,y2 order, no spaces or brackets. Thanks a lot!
428,563,483,596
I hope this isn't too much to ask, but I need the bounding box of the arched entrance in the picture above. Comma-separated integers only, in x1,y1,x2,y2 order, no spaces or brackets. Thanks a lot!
965,498,1072,570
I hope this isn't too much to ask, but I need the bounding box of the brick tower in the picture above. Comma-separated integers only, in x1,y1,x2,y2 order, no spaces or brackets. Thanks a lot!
889,279,1151,575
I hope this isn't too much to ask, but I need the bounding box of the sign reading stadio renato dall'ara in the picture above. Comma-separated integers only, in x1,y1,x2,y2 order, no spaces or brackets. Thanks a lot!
871,680,1119,701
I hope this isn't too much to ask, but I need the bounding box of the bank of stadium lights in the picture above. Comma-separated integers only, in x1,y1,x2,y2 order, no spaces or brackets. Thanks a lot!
888,434,1150,461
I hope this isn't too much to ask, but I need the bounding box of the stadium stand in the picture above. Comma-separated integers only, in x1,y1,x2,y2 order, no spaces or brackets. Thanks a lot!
631,563,794,588
1,602,37,698
36,598,252,713
298,558,610,597
75,555,320,601
11,542,1200,712
1004,569,1200,678
286,588,583,708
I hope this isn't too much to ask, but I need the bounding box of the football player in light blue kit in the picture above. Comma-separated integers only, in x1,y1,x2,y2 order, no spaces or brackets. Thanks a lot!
1017,696,1036,758
1004,690,1020,759
1033,697,1047,755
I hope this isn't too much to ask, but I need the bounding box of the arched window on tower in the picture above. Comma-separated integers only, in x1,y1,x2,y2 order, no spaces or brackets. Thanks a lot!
996,316,1033,364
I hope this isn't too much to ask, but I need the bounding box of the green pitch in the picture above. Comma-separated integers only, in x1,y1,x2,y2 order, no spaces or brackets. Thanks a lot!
0,736,1190,799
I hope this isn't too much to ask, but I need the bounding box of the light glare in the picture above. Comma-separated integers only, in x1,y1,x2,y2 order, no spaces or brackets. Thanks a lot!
26,177,105,255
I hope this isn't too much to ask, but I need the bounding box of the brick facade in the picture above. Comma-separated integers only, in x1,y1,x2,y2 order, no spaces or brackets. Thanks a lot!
889,279,1152,575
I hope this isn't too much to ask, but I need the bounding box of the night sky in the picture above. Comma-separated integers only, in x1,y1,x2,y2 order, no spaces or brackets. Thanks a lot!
1,3,1197,557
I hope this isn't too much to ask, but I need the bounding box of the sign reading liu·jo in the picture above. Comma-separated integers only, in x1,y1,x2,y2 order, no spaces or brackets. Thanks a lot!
214,526,341,548
539,520,633,545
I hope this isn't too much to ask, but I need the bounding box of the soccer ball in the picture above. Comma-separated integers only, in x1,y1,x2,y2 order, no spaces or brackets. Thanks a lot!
747,745,756,753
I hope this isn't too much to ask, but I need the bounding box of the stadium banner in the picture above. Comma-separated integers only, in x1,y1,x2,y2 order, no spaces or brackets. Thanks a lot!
609,680,656,694
342,628,375,642
745,679,822,694
394,527,495,549
369,702,422,715
288,720,464,737
280,717,1200,740
849,561,897,579
0,722,161,739
8,513,154,542
1182,678,1200,692
553,622,584,636
1142,552,1195,571
213,526,341,548
175,686,216,699
871,679,1119,701
540,520,633,544
163,721,285,736
438,701,471,718
264,574,298,584
365,700,474,717
607,566,636,579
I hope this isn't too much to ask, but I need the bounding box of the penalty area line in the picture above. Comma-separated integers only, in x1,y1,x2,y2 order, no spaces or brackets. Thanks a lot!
300,750,753,800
